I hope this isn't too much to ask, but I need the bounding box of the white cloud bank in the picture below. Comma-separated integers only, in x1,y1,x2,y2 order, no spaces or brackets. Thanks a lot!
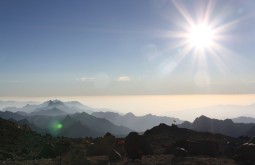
117,76,130,82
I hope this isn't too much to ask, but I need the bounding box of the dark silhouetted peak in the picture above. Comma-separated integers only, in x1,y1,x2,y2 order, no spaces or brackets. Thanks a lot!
74,112,90,118
179,121,193,129
183,115,254,137
195,115,210,121
159,123,168,127
223,119,234,124
125,112,135,117
80,112,89,115
104,132,115,138
0,117,31,132
193,115,212,126
63,115,73,122
144,123,179,136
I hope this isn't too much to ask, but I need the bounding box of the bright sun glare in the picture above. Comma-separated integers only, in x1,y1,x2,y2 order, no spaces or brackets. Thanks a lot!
161,0,243,86
166,0,242,60
187,24,215,49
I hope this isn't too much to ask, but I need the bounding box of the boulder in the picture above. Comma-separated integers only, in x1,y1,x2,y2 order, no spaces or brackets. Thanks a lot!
125,132,153,159
173,139,219,156
235,140,255,161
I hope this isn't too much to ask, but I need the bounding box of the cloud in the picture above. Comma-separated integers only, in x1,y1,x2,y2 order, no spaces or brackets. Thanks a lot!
77,77,94,82
117,76,131,82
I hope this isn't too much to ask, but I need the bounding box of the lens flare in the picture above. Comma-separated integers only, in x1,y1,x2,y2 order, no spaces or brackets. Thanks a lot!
56,123,63,129
48,121,63,136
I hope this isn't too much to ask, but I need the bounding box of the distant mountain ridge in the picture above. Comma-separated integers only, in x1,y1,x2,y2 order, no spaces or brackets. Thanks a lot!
179,115,255,137
0,100,39,110
2,100,95,115
232,116,255,123
92,111,183,132
31,107,68,116
0,110,132,138
3,100,255,138
168,104,255,121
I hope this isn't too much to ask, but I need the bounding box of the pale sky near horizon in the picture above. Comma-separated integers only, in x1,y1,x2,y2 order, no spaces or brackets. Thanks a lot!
1,0,255,96
1,94,255,121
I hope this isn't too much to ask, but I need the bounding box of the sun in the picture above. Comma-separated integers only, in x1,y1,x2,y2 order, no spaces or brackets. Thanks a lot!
159,0,243,79
187,24,215,49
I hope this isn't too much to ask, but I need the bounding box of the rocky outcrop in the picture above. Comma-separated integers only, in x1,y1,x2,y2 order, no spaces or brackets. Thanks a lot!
235,137,255,162
125,132,153,159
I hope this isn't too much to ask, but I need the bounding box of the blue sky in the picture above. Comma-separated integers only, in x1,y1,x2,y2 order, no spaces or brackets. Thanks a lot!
1,0,255,96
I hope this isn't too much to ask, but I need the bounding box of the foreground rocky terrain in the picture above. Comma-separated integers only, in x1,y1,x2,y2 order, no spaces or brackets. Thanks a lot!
0,117,254,165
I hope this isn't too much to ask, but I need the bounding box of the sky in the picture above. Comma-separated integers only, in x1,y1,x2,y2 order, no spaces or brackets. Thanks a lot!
1,0,255,97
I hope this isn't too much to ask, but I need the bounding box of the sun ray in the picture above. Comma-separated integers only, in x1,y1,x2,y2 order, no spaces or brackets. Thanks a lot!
159,0,246,86
171,0,195,28
203,0,216,23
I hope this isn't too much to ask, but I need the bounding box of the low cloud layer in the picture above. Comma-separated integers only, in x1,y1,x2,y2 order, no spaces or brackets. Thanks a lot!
117,76,131,82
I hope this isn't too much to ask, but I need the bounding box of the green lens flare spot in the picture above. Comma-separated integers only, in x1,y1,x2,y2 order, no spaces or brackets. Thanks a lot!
56,123,63,129
48,121,63,136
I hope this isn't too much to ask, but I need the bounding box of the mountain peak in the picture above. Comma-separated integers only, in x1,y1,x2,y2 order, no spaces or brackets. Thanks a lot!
223,119,234,124
125,112,135,117
194,115,210,122
30,107,67,116
47,100,64,106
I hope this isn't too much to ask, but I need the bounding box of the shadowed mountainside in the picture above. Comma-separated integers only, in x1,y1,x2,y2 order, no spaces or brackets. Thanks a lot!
179,115,255,137
92,111,182,132
0,110,132,138
0,117,71,160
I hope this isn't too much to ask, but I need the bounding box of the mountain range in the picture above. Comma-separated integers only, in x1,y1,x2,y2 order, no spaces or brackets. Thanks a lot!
232,116,255,123
167,104,255,121
0,111,133,138
92,111,182,132
179,115,255,137
2,100,255,138
2,100,95,115
0,100,39,110
0,100,133,137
